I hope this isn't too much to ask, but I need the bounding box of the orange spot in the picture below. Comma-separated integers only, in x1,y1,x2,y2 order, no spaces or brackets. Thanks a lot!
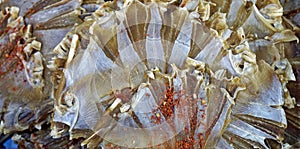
145,93,150,97
180,0,188,7
12,87,17,92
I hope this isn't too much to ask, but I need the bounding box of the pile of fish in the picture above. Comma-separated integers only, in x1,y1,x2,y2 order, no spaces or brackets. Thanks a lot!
0,0,299,148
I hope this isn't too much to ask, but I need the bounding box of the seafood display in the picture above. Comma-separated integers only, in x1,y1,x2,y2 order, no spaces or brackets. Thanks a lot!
0,0,299,148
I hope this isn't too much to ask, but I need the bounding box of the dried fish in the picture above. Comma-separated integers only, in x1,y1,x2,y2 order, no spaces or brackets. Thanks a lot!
0,0,84,144
0,0,299,148
49,0,294,148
